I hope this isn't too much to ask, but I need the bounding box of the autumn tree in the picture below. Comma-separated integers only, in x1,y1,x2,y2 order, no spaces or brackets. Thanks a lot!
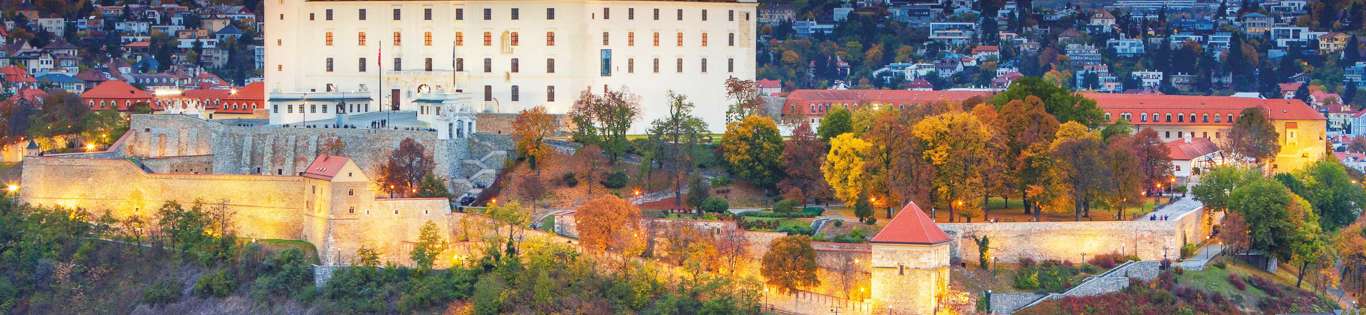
1048,122,1110,220
715,227,749,276
1102,135,1144,220
760,235,820,294
410,221,448,271
573,144,607,196
485,201,530,254
28,90,89,137
658,222,720,277
913,112,993,223
513,106,556,172
1132,128,1173,196
574,195,646,262
379,138,436,197
569,88,640,163
823,133,871,206
997,96,1059,215
1221,211,1252,255
724,77,764,122
970,104,1009,219
886,104,951,215
720,115,785,189
645,92,708,207
817,107,852,141
1226,107,1280,163
861,107,908,213
779,121,829,204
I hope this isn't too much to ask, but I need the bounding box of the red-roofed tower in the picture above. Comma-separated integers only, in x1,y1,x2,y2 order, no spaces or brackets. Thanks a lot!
870,201,951,315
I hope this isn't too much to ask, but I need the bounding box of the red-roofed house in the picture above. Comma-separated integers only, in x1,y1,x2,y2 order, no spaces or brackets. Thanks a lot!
756,79,782,96
6,88,47,108
782,89,994,126
1166,137,1224,178
82,80,155,111
1091,93,1326,172
0,65,36,93
154,82,266,119
869,201,950,315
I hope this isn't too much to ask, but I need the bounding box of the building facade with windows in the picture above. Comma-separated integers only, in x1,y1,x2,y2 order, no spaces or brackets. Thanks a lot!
265,0,758,132
1091,93,1326,172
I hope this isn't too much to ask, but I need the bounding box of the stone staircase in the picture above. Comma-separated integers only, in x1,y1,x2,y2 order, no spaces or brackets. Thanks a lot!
451,134,512,200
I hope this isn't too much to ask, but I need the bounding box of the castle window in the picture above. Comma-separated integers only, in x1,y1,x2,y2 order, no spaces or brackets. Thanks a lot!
1177,114,1184,123
424,8,432,20
348,188,354,196
511,8,519,20
349,207,355,214
546,8,555,20
456,8,463,20
393,8,401,20
359,9,366,20
511,58,519,73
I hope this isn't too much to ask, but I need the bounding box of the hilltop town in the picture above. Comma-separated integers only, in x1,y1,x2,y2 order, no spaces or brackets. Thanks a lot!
2,0,1366,315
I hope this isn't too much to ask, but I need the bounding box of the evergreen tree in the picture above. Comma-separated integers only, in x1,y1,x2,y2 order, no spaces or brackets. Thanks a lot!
1346,35,1361,64
1345,83,1359,105
1294,83,1312,105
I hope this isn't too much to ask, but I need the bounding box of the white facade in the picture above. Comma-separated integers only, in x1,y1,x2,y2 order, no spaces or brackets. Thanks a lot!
265,0,758,132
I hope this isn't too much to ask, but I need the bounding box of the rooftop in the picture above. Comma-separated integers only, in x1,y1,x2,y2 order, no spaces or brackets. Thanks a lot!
870,201,950,245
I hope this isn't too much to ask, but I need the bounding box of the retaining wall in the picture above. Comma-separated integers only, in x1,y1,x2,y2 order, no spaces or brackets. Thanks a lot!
939,204,1214,263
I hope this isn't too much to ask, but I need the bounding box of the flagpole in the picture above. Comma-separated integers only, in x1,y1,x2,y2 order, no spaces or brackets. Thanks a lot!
378,40,385,128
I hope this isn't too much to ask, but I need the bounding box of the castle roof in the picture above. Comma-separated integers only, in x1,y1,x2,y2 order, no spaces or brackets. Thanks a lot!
870,201,950,245
303,155,351,180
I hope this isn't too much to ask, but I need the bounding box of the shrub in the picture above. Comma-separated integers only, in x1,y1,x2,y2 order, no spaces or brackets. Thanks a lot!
1013,269,1040,290
250,249,314,300
864,217,876,225
1180,243,1198,259
776,224,814,236
1228,274,1246,291
700,197,730,213
1087,252,1140,269
194,268,236,298
833,220,844,227
601,171,629,189
398,268,479,312
142,280,182,305
709,176,731,187
560,172,578,187
1211,260,1227,269
773,199,800,214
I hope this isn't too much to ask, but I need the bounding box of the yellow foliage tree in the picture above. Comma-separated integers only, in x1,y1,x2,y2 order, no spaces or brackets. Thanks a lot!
1051,121,1099,149
822,133,871,206
912,111,994,223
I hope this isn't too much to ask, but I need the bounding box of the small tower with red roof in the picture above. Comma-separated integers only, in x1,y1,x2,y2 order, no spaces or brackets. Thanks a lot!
869,201,951,315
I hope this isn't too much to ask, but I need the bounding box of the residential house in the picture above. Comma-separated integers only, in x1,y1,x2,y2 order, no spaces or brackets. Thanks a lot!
929,22,977,46
757,79,782,96
36,73,86,93
1107,38,1146,57
1241,13,1273,34
1319,32,1351,54
35,17,65,34
1166,137,1224,178
1065,44,1103,66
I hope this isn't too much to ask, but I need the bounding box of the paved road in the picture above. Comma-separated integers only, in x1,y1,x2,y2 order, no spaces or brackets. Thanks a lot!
1135,196,1202,222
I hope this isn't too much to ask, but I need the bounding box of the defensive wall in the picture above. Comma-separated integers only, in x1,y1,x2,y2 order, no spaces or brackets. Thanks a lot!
19,156,456,266
119,114,463,185
940,202,1218,264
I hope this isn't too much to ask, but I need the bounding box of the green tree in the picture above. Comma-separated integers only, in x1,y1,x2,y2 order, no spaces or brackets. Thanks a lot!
853,193,873,223
817,107,853,141
569,88,640,163
760,235,819,294
991,77,1105,126
1228,179,1301,262
720,115,785,189
1191,166,1261,211
411,221,448,271
1294,159,1366,231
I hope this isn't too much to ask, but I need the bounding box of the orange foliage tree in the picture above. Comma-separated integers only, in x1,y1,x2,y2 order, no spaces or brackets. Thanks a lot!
514,106,556,171
574,195,645,261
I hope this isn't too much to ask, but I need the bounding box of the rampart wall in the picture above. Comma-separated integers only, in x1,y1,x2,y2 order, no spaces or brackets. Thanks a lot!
939,205,1215,263
119,114,463,184
19,156,456,266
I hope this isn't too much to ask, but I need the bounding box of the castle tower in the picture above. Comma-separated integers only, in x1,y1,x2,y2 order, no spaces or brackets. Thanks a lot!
869,201,951,315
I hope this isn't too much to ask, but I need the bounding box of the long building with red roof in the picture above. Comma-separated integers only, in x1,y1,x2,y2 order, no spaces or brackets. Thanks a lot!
82,80,155,111
1090,93,1326,172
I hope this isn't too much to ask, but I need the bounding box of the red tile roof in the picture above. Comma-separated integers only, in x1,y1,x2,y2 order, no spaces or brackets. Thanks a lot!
82,80,152,100
227,82,264,101
0,66,34,83
870,201,950,245
302,155,351,180
1165,137,1219,160
784,89,994,117
757,79,782,89
1088,93,1325,124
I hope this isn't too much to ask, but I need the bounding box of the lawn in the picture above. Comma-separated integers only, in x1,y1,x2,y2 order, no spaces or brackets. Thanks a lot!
1177,261,1270,305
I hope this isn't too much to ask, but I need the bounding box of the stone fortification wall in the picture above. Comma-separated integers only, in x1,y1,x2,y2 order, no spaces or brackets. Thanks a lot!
939,207,1212,263
20,156,318,242
325,198,455,266
120,114,462,185
137,155,215,174
19,156,456,266
474,113,570,136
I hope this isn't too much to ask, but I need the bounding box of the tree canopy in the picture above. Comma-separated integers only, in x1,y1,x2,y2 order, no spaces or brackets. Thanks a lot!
991,77,1104,127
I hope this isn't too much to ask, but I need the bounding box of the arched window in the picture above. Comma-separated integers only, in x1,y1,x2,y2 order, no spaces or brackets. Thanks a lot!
1141,113,1148,122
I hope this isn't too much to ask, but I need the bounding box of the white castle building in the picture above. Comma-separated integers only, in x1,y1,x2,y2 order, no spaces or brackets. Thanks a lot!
264,0,758,132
